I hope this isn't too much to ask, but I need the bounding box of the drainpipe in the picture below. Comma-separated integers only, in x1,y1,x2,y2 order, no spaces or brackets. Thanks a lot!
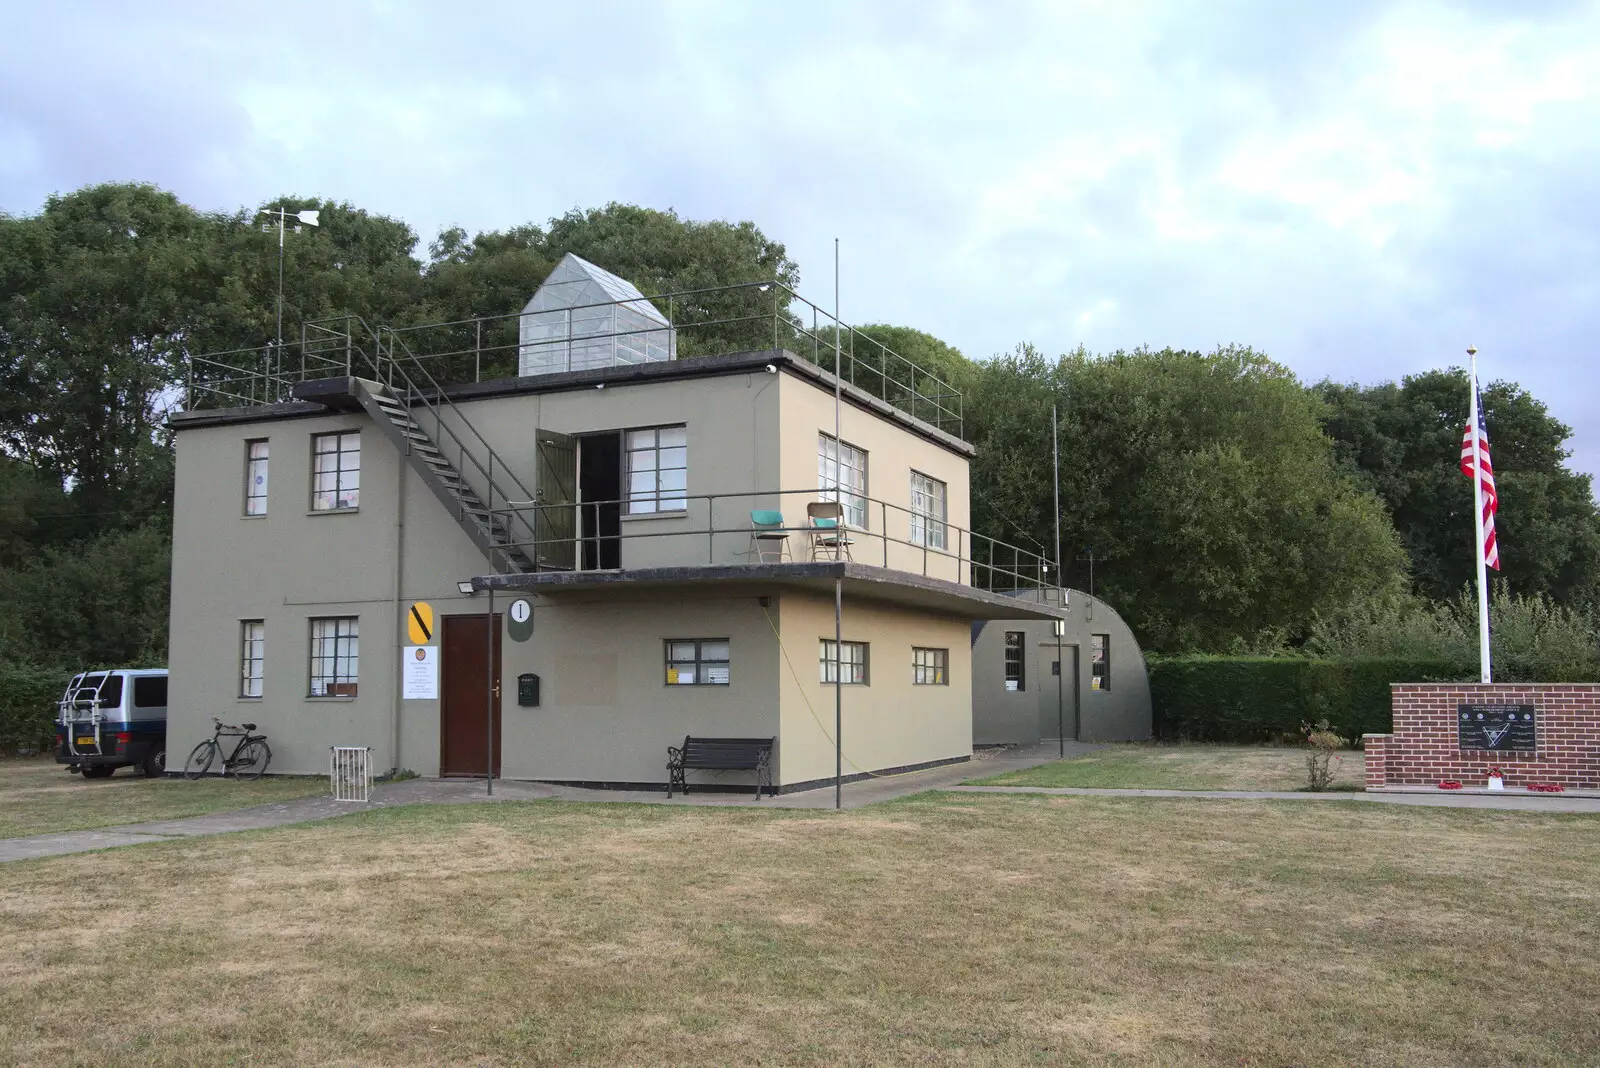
390,442,407,776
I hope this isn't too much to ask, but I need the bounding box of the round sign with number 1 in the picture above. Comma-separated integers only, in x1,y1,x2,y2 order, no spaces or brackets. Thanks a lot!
508,598,534,642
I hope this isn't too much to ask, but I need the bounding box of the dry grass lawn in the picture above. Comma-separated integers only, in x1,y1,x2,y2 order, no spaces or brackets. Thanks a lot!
1,794,1597,1066
972,742,1367,791
0,757,327,839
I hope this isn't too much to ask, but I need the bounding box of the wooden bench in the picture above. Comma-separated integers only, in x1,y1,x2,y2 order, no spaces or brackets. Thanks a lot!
667,736,775,799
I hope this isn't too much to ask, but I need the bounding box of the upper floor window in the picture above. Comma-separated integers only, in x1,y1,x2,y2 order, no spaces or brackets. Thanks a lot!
626,425,687,514
244,440,269,515
311,431,360,511
910,470,947,550
1091,633,1110,691
1004,631,1025,692
818,433,867,528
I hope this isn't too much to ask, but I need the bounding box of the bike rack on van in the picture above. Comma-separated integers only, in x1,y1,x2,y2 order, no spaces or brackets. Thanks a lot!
59,674,118,759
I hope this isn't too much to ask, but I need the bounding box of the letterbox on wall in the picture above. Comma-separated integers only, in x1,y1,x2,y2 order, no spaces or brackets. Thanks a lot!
517,673,540,707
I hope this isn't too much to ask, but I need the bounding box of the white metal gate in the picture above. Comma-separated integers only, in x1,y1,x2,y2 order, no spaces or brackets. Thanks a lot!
330,746,373,802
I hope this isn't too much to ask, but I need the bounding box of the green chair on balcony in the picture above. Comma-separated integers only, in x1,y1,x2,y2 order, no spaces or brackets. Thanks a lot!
746,509,791,563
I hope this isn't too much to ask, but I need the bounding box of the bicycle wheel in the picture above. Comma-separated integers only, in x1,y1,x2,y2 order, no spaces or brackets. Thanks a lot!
232,739,271,781
183,740,217,780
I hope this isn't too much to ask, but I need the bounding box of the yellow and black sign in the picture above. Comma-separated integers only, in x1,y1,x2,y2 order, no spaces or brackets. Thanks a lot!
407,601,435,645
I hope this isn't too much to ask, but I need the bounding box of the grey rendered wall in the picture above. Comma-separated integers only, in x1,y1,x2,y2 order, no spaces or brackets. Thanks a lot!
495,592,780,787
970,590,1152,744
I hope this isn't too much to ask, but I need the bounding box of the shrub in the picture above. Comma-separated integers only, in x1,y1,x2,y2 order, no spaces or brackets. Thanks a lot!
1149,655,1462,743
1302,718,1344,791
0,660,68,752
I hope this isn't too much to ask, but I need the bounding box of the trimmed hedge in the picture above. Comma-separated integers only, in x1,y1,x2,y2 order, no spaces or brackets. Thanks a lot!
1149,656,1463,743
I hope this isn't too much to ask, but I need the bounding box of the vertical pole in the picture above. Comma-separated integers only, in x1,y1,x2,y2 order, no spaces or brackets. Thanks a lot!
834,237,843,812
475,319,481,383
1053,404,1062,595
1470,350,1493,684
275,209,285,357
485,586,495,796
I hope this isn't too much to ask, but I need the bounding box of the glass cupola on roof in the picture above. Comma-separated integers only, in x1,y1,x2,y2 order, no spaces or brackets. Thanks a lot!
518,253,677,376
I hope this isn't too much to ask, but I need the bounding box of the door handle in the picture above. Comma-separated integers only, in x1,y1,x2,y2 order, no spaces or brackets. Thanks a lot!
492,680,501,698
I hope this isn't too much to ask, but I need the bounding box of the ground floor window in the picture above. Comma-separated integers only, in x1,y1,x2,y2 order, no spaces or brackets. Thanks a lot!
1091,633,1110,690
240,620,264,698
820,639,869,684
1004,631,1025,691
912,647,948,685
665,639,730,685
309,617,359,697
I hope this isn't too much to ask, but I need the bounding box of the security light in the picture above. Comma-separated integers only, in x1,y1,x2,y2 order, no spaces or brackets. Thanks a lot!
456,580,477,596
764,364,776,374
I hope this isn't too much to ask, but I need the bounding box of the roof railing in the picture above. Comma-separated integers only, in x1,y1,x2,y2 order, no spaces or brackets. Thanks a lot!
179,280,965,437
487,485,1060,595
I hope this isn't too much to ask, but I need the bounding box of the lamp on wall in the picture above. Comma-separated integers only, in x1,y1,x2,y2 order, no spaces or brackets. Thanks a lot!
456,580,477,596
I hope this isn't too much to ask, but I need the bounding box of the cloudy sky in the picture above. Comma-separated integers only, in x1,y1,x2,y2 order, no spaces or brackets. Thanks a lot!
4,0,1597,478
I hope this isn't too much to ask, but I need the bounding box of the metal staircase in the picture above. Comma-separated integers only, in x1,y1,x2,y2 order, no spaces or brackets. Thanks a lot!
299,318,543,575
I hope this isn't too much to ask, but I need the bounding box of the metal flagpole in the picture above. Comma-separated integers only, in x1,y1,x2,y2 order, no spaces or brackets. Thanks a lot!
1468,346,1492,684
275,209,285,357
1053,403,1064,757
834,237,844,811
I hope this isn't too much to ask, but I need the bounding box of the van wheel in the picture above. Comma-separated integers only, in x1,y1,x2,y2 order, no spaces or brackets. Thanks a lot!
141,746,166,778
82,765,115,779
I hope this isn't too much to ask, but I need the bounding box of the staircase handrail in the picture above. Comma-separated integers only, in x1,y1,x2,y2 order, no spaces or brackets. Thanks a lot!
313,315,543,557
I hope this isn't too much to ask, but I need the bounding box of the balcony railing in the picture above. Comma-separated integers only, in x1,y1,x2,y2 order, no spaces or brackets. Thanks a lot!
489,486,1059,595
181,281,965,437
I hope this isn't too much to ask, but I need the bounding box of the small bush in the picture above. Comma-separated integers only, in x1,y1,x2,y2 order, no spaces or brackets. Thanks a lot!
0,660,67,752
1302,718,1344,792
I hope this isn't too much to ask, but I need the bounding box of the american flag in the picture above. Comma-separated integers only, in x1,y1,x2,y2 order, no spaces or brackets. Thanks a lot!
1460,384,1500,570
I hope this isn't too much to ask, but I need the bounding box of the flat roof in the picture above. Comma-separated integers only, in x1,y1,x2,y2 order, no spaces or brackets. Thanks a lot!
474,562,1067,622
170,348,975,458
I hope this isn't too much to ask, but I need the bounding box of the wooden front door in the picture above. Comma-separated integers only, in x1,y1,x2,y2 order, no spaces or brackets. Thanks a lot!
440,614,502,777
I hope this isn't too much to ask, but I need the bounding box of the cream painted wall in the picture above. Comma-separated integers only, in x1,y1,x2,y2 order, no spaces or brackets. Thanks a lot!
776,374,972,584
774,591,972,786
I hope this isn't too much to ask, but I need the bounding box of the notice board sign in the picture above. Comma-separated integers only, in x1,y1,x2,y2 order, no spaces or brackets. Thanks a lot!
403,646,439,700
1457,704,1537,752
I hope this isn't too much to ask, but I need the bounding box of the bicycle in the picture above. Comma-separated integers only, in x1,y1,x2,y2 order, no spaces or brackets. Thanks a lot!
183,717,272,781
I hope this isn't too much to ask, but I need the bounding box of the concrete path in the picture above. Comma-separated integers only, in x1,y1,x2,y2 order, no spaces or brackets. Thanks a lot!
953,785,1600,814
0,742,1088,863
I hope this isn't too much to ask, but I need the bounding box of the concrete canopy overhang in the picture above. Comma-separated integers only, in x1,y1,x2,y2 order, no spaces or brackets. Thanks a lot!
473,562,1069,621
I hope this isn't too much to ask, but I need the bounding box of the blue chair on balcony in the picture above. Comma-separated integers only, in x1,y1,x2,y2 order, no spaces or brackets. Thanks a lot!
746,509,791,563
807,501,854,562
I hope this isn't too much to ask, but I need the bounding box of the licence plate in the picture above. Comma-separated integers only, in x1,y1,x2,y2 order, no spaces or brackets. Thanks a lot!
76,736,95,746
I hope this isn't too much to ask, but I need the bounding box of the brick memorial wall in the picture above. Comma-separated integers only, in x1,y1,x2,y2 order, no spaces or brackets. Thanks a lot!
1365,684,1600,790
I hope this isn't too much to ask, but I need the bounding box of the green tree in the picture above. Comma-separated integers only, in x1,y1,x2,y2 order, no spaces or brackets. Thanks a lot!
1315,370,1600,604
967,345,1410,651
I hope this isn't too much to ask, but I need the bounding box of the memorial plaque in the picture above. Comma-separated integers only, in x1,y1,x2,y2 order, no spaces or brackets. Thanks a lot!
1457,704,1537,751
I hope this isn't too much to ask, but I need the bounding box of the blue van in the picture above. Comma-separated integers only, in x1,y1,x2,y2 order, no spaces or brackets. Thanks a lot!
54,669,169,779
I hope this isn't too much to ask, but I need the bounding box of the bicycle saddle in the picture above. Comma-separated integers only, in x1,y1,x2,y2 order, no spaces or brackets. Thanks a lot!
241,722,257,731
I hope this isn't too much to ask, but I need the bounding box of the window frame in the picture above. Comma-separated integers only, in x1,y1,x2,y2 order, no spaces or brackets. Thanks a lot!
912,646,948,686
909,470,948,550
664,638,730,686
818,433,869,528
820,638,870,685
1004,631,1026,692
1091,633,1111,691
308,616,359,698
244,438,269,516
310,430,361,512
240,619,265,699
625,424,688,515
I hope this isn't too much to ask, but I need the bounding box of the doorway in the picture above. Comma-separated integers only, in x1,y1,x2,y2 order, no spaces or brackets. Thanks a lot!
1038,641,1079,742
578,432,621,570
440,614,502,777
